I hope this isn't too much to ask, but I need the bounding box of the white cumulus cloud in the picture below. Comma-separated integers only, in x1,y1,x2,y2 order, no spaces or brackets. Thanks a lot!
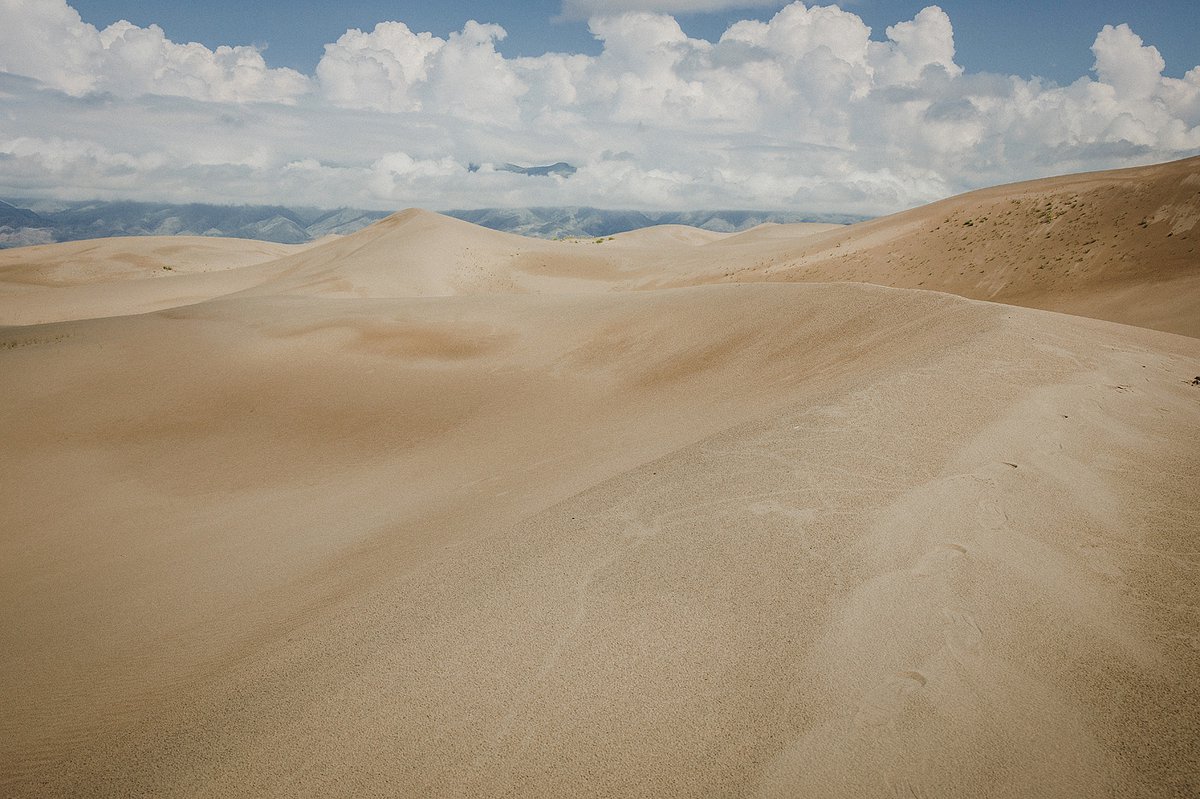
1092,23,1166,100
0,1,1197,216
0,0,309,102
317,20,526,121
316,22,445,113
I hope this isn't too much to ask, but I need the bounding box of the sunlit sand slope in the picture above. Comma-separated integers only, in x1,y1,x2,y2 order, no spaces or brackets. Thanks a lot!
1,159,1198,796
0,236,308,325
2,281,1198,796
723,156,1200,337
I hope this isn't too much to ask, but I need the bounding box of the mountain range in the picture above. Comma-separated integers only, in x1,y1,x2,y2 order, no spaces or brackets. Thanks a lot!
0,199,389,248
0,198,866,248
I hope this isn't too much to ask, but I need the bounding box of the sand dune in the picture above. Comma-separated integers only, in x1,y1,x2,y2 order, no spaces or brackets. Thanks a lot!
0,236,310,325
723,156,1200,337
1,159,1198,797
0,235,304,285
606,223,730,246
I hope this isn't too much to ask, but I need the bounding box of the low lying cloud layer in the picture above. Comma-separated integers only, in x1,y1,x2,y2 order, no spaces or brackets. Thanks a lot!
1,0,1198,214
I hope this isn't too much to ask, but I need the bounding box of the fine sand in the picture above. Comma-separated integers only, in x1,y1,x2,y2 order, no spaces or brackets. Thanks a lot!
1,158,1198,797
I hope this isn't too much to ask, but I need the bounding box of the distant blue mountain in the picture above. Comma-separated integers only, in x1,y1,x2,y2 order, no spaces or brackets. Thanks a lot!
0,200,54,246
497,162,578,178
467,162,577,178
445,207,866,239
0,198,868,248
0,199,391,247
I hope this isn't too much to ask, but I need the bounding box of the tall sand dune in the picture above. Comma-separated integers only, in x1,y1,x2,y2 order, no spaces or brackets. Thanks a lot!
718,156,1200,337
1,158,1198,797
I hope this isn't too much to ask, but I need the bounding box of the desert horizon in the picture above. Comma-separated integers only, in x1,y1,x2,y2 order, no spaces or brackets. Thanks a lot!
2,153,1198,796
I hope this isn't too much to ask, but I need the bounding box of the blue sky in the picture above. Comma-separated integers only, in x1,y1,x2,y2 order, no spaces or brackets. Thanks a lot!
1,1,1198,214
65,0,1200,84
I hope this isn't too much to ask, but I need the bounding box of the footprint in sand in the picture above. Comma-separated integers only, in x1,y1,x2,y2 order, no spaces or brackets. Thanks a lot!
912,542,967,577
854,671,928,728
942,607,983,659
976,494,1009,530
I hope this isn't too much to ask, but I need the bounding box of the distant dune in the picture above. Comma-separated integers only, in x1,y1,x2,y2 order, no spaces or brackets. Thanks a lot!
0,235,304,284
0,236,311,325
1,158,1197,797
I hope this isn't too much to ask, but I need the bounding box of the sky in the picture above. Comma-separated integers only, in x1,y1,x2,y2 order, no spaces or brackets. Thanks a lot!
63,0,1200,85
0,0,1198,215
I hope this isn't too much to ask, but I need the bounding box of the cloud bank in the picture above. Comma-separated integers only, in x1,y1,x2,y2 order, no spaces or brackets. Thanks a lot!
0,0,1198,215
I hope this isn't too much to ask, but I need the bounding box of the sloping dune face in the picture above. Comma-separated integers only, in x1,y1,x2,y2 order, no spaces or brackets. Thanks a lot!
0,236,311,326
731,156,1200,337
1,161,1199,797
